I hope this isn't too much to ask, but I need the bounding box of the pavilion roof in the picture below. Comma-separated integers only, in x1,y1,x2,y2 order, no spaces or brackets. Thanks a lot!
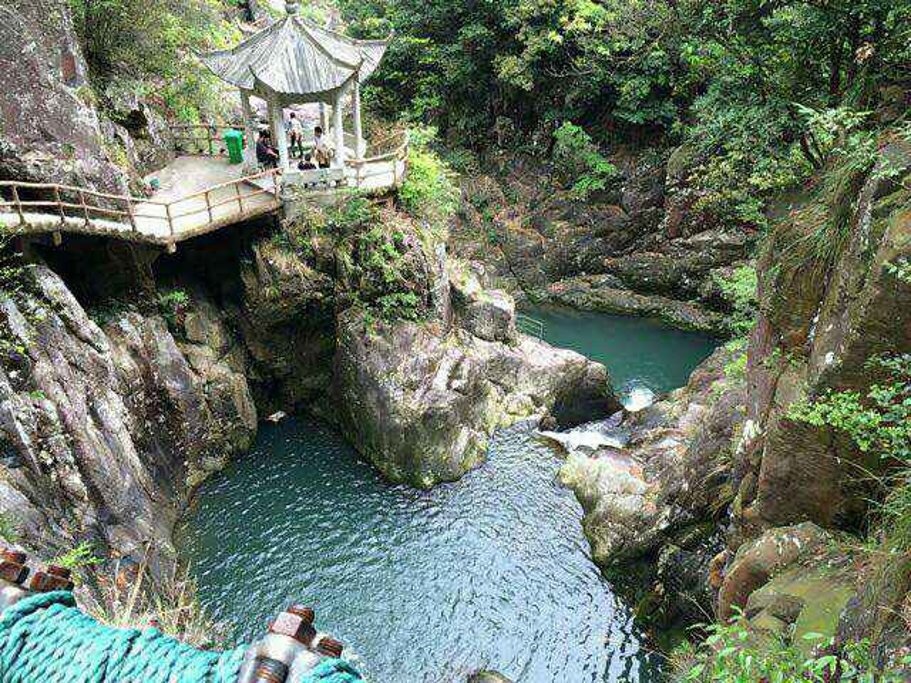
200,13,389,100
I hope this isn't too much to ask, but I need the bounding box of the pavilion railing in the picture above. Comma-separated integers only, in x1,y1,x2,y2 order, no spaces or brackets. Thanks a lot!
346,129,410,187
0,168,282,243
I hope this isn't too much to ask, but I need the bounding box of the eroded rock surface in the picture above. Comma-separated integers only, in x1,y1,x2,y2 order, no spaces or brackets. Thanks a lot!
559,344,746,567
733,140,911,536
0,0,131,191
0,265,255,571
334,284,619,488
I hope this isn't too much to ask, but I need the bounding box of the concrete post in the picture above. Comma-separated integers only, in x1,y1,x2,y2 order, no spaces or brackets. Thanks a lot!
352,79,365,159
319,102,330,133
240,90,258,168
332,89,345,169
269,97,289,172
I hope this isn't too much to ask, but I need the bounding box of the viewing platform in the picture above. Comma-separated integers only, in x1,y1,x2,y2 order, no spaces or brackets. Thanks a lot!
0,1,404,252
0,127,408,251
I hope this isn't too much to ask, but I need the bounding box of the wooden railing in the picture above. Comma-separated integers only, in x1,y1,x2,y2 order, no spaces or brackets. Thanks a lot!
0,168,282,243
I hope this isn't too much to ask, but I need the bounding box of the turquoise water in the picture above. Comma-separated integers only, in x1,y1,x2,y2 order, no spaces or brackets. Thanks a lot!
180,311,718,682
524,304,718,408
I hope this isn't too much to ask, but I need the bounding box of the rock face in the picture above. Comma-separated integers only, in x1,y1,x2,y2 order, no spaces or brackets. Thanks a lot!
449,263,517,343
0,264,256,571
334,278,619,488
556,343,745,629
732,140,911,537
546,274,723,333
0,0,175,193
237,237,337,411
0,0,130,192
452,149,755,334
559,344,745,567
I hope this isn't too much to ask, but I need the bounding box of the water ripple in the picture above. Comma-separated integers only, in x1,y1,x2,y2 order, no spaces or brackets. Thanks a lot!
179,419,664,682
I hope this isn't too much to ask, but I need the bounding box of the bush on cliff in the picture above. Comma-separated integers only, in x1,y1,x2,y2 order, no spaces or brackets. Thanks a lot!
68,0,240,121
551,122,618,201
788,354,911,466
677,617,911,682
398,128,458,234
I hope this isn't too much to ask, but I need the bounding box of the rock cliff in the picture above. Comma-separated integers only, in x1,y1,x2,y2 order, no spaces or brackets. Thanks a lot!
0,0,172,192
334,288,618,487
452,148,755,334
558,138,911,662
0,262,255,572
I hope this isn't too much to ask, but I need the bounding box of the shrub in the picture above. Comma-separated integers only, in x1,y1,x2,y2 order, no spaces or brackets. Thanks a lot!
68,0,240,122
552,122,618,201
53,542,103,581
788,354,911,463
399,129,458,233
678,617,911,682
376,291,420,321
157,288,191,330
714,265,758,336
0,514,18,544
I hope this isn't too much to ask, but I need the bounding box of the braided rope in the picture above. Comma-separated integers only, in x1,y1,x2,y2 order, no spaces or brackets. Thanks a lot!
0,592,362,683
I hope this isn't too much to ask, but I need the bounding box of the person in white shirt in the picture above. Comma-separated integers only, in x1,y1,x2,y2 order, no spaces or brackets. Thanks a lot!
288,112,304,158
313,126,331,168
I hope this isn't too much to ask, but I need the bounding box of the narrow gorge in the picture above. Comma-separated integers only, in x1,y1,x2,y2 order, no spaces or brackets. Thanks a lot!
0,0,909,681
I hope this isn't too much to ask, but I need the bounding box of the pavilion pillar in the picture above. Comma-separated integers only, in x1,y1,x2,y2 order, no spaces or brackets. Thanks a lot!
332,88,345,169
240,90,257,168
319,102,330,133
352,79,365,159
268,97,290,172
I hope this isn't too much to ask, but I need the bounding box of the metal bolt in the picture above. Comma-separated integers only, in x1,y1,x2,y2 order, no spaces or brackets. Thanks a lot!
29,567,75,593
1,549,26,565
286,604,314,624
316,636,343,658
47,565,72,579
252,657,289,683
269,610,316,646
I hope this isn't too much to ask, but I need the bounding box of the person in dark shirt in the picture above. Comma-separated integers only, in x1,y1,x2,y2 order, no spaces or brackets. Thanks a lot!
298,153,316,171
256,130,279,168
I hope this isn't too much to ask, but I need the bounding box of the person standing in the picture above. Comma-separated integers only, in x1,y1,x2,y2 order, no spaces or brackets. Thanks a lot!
288,112,304,158
313,126,331,168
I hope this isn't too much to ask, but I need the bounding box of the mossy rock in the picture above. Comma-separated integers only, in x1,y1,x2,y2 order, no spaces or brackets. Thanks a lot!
746,564,855,655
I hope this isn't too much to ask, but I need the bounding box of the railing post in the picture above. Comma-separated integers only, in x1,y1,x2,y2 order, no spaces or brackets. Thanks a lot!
11,186,25,225
77,190,90,226
126,198,138,233
205,190,213,224
53,187,65,225
234,182,243,213
165,202,175,237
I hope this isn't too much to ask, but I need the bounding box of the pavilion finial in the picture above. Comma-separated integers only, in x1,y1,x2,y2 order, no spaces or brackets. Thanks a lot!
285,0,300,14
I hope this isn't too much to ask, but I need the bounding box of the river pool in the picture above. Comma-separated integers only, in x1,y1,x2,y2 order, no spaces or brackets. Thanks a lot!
179,309,717,682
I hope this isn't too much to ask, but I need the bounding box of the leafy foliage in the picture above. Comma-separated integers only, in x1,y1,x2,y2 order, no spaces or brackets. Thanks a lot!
341,0,910,226
398,128,458,233
157,288,191,330
68,0,240,121
54,542,103,572
551,122,618,200
0,514,18,544
788,354,911,463
678,616,911,682
713,265,758,336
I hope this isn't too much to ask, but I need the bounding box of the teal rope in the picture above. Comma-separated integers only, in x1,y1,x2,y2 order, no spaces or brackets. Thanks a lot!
0,592,362,683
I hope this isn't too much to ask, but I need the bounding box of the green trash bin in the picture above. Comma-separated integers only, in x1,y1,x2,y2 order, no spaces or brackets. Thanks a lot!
223,128,244,164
